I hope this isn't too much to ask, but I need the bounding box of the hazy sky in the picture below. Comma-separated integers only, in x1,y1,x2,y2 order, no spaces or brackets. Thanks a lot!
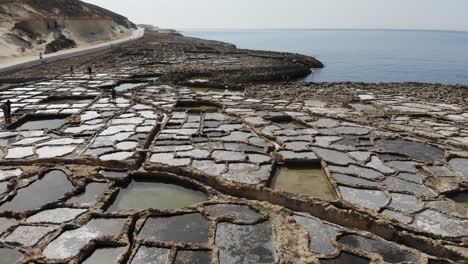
83,0,468,31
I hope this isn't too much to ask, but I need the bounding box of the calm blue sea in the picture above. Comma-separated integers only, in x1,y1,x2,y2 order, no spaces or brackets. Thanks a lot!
181,29,468,85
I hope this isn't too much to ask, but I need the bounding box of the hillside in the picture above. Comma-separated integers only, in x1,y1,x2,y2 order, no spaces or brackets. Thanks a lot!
0,0,136,59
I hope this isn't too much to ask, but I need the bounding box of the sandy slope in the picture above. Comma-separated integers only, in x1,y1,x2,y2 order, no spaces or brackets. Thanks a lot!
0,0,136,61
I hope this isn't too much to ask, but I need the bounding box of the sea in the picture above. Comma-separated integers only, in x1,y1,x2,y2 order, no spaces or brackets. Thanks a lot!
181,29,468,85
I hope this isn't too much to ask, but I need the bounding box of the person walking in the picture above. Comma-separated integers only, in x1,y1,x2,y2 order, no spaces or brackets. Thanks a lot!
70,65,74,76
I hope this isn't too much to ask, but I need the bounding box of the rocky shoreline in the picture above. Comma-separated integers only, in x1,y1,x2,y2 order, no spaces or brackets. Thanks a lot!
0,30,466,263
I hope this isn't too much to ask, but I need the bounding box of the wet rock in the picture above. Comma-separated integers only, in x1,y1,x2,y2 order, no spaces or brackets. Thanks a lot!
139,213,209,244
339,186,388,210
315,136,342,147
383,161,420,174
284,141,310,151
27,208,87,224
348,151,372,162
309,118,340,128
116,141,138,151
376,139,445,162
2,225,55,246
219,131,251,142
100,151,134,161
244,116,269,127
334,126,369,136
425,165,454,177
216,221,276,264
13,136,49,146
412,209,468,237
0,248,23,263
191,160,226,175
212,150,246,162
382,209,413,224
293,215,340,256
425,200,468,219
82,247,126,264
247,153,271,163
278,150,318,161
36,146,77,158
0,170,74,212
67,182,107,206
0,181,8,194
0,218,18,235
222,163,271,184
176,149,210,159
338,234,420,263
350,103,376,112
332,173,381,187
43,218,127,259
225,142,266,153
131,246,170,264
328,165,384,180
383,176,436,197
396,172,423,184
150,152,191,166
320,251,370,264
206,204,261,222
449,158,468,180
0,168,22,180
388,193,420,213
85,147,115,156
5,146,34,159
174,250,211,264
365,156,396,174
311,147,354,165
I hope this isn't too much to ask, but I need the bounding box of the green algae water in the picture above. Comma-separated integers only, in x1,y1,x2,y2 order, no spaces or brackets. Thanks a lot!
107,180,207,212
270,164,336,200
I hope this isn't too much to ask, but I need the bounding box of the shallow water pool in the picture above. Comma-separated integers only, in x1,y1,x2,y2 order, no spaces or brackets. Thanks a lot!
106,180,207,212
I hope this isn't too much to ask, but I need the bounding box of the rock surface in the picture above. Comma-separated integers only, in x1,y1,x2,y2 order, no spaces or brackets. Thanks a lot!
0,25,465,264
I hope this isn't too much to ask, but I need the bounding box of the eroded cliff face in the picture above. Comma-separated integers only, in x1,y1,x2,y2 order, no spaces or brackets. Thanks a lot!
0,0,136,58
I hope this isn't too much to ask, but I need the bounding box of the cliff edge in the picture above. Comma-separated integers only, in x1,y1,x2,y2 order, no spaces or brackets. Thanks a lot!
0,0,136,59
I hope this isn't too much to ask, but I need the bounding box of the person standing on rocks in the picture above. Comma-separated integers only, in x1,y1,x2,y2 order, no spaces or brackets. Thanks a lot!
87,66,93,79
70,65,74,76
111,87,116,102
2,100,11,124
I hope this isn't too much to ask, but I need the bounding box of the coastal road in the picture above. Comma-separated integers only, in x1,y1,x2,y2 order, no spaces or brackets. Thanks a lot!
0,28,145,75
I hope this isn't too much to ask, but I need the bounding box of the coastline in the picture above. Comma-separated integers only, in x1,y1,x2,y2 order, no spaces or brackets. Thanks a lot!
0,30,466,263
181,29,468,85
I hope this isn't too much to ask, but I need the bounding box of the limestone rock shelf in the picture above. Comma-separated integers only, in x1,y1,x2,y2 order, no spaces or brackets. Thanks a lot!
0,31,466,263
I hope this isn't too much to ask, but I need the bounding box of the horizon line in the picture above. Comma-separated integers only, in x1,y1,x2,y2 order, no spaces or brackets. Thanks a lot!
174,27,468,33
